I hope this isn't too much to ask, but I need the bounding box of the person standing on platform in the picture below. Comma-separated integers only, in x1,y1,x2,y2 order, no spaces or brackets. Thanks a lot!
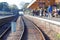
47,5,53,18
39,8,42,16
39,8,44,17
32,10,36,16
53,7,58,17
33,10,35,16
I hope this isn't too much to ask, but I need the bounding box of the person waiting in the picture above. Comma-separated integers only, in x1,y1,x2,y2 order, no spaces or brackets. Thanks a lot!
53,7,58,17
47,5,53,18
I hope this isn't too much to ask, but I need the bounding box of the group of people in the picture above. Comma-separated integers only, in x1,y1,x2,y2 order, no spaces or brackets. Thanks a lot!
33,5,60,18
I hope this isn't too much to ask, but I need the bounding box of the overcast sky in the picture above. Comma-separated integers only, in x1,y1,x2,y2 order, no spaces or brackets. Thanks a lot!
0,0,33,9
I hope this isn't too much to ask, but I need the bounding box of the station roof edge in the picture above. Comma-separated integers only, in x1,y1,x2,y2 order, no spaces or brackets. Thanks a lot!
27,0,36,8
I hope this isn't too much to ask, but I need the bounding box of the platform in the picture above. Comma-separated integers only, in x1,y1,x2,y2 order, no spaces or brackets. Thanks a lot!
24,15,60,40
3,16,24,40
0,15,14,19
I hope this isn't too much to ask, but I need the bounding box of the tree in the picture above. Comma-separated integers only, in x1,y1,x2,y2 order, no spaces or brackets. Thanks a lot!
9,5,19,15
22,3,29,9
0,3,3,11
0,2,10,12
0,2,19,15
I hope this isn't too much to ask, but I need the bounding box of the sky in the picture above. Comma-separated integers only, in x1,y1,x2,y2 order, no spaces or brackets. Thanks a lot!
0,0,32,9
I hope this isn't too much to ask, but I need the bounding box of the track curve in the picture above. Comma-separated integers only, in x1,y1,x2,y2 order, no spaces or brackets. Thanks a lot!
21,16,45,40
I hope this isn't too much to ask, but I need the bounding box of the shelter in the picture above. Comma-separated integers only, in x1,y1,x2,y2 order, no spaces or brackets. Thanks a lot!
27,0,56,10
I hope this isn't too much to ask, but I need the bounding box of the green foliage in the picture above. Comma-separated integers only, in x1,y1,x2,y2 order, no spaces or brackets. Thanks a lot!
55,34,60,40
56,4,60,9
0,2,9,11
57,34,60,38
0,2,19,15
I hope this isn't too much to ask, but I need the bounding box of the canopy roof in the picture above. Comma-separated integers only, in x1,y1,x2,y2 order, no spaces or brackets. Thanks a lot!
27,0,56,9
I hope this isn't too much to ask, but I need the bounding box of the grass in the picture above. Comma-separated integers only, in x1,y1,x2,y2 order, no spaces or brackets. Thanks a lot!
55,34,60,40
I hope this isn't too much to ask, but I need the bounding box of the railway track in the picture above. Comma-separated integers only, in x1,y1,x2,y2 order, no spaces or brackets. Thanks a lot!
21,16,45,40
0,22,11,39
0,15,18,40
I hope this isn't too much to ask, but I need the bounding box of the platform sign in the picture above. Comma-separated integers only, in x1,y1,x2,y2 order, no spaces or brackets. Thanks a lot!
11,22,16,32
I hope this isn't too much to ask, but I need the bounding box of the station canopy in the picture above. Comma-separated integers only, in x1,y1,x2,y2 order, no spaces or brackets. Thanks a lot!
27,0,38,10
27,0,46,9
27,0,56,10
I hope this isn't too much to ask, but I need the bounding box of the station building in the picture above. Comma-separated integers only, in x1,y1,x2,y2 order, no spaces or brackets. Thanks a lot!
27,0,60,10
